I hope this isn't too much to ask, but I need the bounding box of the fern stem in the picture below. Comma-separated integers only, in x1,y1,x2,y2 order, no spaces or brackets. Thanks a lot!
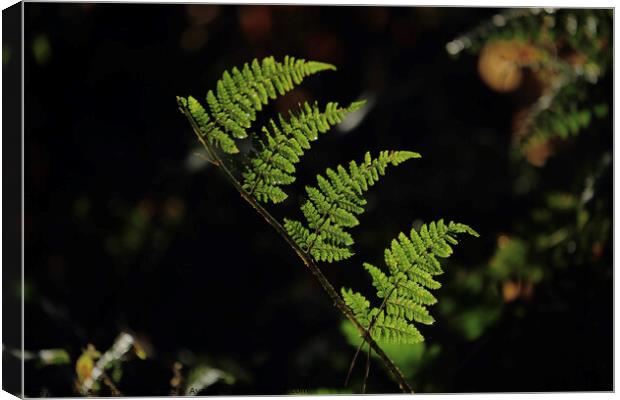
179,105,414,394
363,345,372,394
344,341,363,388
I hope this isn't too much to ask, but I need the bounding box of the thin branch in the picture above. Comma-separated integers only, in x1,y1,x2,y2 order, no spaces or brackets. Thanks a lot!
344,341,363,388
362,345,372,394
179,102,414,393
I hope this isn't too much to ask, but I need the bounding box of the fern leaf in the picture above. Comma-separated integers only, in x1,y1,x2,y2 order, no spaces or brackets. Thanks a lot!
179,56,336,155
288,150,421,263
342,220,477,345
210,56,335,139
178,96,240,154
243,101,365,204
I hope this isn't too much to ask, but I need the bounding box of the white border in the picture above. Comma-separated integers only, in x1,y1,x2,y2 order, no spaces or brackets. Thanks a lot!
0,1,615,400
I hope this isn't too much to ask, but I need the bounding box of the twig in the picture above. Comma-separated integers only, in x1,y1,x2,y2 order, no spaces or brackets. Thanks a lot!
362,345,372,394
344,342,363,388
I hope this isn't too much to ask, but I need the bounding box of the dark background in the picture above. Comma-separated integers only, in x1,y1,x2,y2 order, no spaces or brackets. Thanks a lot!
18,4,612,395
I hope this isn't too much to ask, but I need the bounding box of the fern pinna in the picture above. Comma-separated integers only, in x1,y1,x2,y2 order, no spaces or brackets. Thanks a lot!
284,150,420,263
342,220,479,345
242,100,366,203
177,56,476,393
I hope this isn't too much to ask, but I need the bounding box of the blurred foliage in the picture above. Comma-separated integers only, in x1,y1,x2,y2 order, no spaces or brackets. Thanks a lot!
435,8,612,350
448,8,612,166
37,348,72,366
104,197,185,263
184,363,235,395
32,34,52,66
3,44,11,66
75,333,149,396
4,346,71,367
415,146,611,382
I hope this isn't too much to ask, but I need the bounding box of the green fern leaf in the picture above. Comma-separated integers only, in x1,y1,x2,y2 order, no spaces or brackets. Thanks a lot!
243,101,365,204
209,56,335,139
287,150,421,263
342,220,478,345
178,95,240,154
179,56,336,155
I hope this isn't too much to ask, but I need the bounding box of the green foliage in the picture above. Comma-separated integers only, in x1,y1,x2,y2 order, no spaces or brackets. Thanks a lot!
285,150,420,262
448,9,611,67
488,237,543,283
184,364,235,395
38,348,71,366
178,55,425,266
342,221,479,345
242,100,366,203
184,95,239,154
447,9,611,158
524,80,609,149
177,56,336,155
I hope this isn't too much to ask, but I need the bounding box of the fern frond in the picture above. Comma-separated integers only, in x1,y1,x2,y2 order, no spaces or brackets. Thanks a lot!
179,56,336,154
242,101,366,203
342,220,478,345
285,150,421,263
179,56,440,392
209,56,335,138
